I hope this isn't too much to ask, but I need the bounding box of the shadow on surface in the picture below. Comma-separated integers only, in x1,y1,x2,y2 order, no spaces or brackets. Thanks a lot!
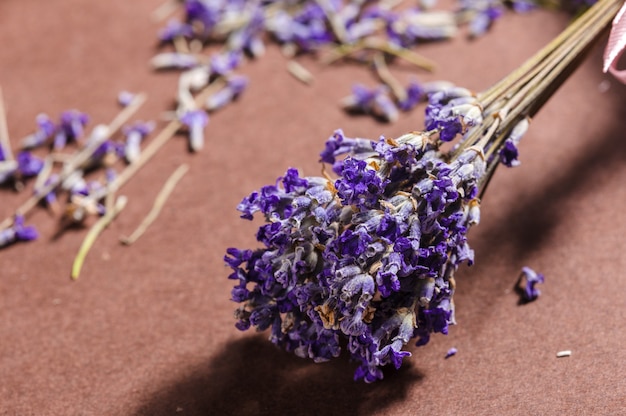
134,335,422,416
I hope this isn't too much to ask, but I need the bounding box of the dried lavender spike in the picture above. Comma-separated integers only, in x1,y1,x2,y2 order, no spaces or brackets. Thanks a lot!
117,91,136,107
517,266,544,302
445,347,458,358
205,75,248,111
123,121,155,164
179,109,209,152
21,113,56,149
0,215,38,248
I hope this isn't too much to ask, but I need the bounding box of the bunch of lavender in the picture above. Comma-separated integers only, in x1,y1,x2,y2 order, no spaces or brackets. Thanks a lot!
225,0,619,382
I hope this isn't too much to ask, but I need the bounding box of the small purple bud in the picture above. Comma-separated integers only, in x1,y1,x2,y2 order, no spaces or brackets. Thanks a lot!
445,347,457,358
117,91,135,107
122,121,155,163
0,215,38,247
16,151,44,177
180,110,209,152
517,266,545,302
206,75,248,111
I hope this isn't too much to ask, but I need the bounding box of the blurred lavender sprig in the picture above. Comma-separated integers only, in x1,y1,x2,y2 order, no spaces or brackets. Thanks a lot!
225,0,619,382
155,0,596,127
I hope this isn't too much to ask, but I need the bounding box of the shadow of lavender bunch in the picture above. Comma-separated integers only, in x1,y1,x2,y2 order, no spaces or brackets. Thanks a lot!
133,335,422,416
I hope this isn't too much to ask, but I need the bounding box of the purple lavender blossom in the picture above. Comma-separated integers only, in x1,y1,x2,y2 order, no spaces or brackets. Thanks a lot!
227,127,485,382
21,113,56,149
445,347,458,358
180,110,209,152
205,75,248,111
117,91,136,107
499,118,529,167
0,215,38,247
209,51,242,78
159,19,194,43
16,151,44,177
425,87,482,141
517,266,544,302
398,80,426,111
343,84,399,122
459,0,505,37
122,121,155,163
52,110,89,150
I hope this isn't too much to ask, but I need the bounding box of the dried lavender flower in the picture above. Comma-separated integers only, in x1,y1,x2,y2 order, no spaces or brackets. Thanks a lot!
53,110,89,150
21,113,56,149
0,215,38,247
123,121,155,164
16,151,44,178
445,347,458,358
179,109,209,152
117,91,136,107
517,266,544,302
205,75,248,111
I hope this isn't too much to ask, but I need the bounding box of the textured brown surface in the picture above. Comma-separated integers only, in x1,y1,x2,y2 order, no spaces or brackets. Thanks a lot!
1,1,625,415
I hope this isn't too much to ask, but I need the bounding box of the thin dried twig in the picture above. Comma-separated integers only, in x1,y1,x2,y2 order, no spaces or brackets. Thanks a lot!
0,93,147,230
120,163,189,245
71,195,127,280
0,87,14,161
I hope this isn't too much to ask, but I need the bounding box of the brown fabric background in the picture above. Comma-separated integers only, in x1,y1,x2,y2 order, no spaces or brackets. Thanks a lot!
1,1,625,414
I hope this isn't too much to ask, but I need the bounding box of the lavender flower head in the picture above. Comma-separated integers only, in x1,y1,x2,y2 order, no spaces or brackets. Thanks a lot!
0,215,38,248
517,266,544,302
53,110,89,150
180,109,209,152
227,124,487,382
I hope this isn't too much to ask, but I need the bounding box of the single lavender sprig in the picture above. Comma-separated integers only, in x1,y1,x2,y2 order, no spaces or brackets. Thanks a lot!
226,0,620,382
0,215,38,247
517,266,545,302
123,121,155,164
53,110,89,150
21,113,56,149
179,109,209,152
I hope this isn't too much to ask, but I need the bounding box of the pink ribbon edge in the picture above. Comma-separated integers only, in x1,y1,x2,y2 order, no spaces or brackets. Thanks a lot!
604,3,626,83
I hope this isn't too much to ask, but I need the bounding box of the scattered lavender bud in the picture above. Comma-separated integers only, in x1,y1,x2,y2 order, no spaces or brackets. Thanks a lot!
16,151,44,178
445,347,458,358
180,109,209,152
343,83,398,122
52,110,89,150
123,121,155,164
117,91,136,107
516,266,545,302
556,350,572,358
35,173,59,207
206,75,248,111
398,79,425,111
209,51,242,78
159,19,194,43
151,52,200,70
21,113,56,149
460,0,505,37
0,215,38,248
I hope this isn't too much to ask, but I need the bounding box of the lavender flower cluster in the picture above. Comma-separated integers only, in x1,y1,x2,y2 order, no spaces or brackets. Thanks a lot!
226,120,489,381
0,100,156,248
155,0,571,125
